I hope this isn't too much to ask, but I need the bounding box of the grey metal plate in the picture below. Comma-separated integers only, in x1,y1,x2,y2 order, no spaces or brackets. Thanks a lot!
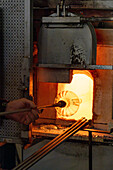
1,0,25,100
38,23,94,65
38,20,96,83
0,0,31,143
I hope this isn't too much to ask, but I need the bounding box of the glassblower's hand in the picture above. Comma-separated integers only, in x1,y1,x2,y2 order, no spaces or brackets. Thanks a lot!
5,98,41,125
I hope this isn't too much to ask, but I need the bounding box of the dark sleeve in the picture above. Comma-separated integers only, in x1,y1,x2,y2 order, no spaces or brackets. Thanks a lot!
0,99,9,112
0,99,9,124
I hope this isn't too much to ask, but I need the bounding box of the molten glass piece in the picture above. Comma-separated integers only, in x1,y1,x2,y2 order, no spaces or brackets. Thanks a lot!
55,91,82,117
56,70,93,120
57,100,67,108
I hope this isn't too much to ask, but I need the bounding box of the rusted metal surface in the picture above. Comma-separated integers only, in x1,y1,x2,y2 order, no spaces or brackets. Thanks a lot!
93,45,113,131
95,29,113,45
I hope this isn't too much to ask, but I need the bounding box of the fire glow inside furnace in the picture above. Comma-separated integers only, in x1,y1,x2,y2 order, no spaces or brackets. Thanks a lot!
55,70,93,120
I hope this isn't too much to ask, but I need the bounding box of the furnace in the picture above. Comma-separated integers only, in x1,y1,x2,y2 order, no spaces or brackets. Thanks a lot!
28,8,113,167
0,1,113,170
31,5,112,137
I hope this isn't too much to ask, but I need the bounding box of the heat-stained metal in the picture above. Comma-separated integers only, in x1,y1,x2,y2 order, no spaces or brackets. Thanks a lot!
96,29,113,45
38,14,97,82
38,18,96,66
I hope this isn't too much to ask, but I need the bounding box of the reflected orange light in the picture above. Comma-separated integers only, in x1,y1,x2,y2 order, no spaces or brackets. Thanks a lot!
56,70,93,120
29,72,33,96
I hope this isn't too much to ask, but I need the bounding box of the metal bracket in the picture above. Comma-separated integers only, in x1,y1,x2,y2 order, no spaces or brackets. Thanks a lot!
37,64,113,70
42,16,81,24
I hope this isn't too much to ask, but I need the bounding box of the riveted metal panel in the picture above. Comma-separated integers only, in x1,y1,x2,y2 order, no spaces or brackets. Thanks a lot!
0,0,32,143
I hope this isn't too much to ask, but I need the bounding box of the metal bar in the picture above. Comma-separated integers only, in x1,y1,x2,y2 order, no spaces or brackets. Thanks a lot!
87,65,113,70
13,118,85,169
81,17,113,22
84,129,110,134
0,101,66,116
33,7,55,10
42,16,113,24
22,119,88,170
25,120,88,170
37,64,113,70
89,131,92,170
33,7,113,11
0,108,31,116
42,16,80,23
13,118,89,170
25,120,89,169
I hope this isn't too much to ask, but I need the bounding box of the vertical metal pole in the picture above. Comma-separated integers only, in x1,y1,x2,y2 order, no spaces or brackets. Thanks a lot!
15,144,23,164
89,131,92,170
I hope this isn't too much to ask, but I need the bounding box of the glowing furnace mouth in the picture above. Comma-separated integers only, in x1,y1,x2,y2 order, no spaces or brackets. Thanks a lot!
55,70,93,120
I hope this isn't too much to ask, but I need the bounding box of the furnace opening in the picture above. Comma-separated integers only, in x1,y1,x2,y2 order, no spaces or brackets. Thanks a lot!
56,70,94,120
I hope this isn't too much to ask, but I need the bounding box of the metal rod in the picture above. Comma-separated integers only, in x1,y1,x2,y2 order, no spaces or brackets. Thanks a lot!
20,119,88,170
0,108,31,116
37,64,113,70
13,118,89,170
81,17,113,22
25,120,88,170
13,118,85,169
0,101,66,116
89,131,92,170
26,120,89,169
33,7,113,11
84,128,110,134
